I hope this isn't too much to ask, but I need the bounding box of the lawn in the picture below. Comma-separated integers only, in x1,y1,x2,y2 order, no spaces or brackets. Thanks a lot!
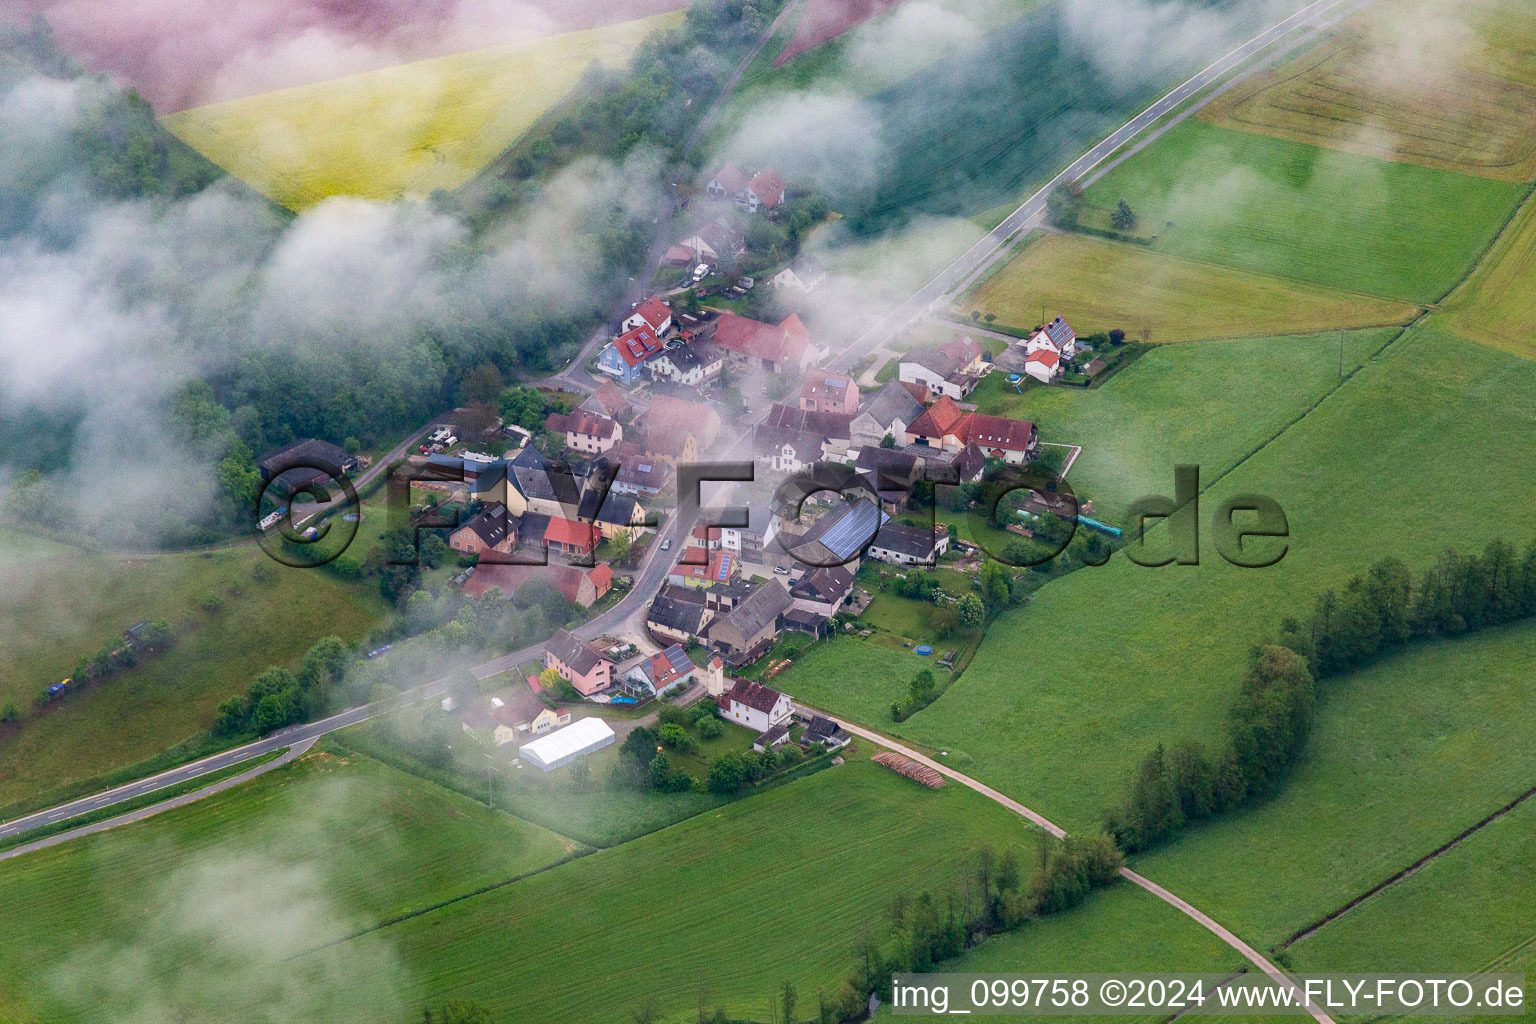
0,748,581,1021
966,327,1403,524
297,760,1042,1023
161,11,682,210
0,528,384,809
1083,120,1527,302
768,636,933,725
958,232,1419,342
1437,189,1536,360
1200,0,1536,182
1288,797,1536,976
872,880,1244,1022
1129,620,1536,951
896,324,1536,836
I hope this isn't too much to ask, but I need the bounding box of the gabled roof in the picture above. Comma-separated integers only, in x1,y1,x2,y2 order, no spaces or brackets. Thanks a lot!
611,325,665,368
790,565,855,603
725,677,787,715
961,413,1035,452
905,395,968,438
871,522,942,559
799,372,854,406
645,395,721,453
582,381,629,418
650,339,719,374
547,409,619,440
942,335,981,365
789,497,889,563
647,584,710,634
544,516,599,549
594,490,639,527
804,714,849,743
708,163,750,193
1026,348,1060,368
713,313,808,365
512,450,583,508
457,501,511,547
635,644,695,691
762,403,852,440
747,168,785,207
1033,316,1076,351
627,295,671,331
903,345,964,377
754,424,826,462
714,578,794,641
546,627,607,676
856,380,923,430
614,446,672,490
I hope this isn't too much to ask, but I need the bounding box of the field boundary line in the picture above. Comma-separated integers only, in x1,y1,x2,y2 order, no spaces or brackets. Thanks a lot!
1278,777,1536,950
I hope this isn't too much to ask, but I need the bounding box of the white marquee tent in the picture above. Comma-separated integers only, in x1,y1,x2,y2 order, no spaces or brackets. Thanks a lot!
518,716,616,772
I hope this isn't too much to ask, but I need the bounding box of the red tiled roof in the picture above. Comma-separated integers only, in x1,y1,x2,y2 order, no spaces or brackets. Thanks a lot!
587,562,614,595
544,516,599,549
1026,349,1060,367
713,313,809,365
959,413,1035,452
646,395,721,450
548,409,619,439
709,163,750,193
905,395,967,439
613,325,665,368
747,168,785,207
461,562,610,605
628,295,671,332
726,678,786,715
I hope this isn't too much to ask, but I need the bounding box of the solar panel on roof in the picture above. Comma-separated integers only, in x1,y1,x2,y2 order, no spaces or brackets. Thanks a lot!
817,500,889,561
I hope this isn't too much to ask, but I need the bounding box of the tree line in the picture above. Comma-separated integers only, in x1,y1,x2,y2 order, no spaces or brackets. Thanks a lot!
1108,536,1536,852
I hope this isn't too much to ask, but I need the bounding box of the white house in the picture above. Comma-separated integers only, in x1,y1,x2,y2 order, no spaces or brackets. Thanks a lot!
1024,348,1062,384
770,256,827,293
721,678,793,732
621,295,673,337
1025,316,1077,359
898,336,984,399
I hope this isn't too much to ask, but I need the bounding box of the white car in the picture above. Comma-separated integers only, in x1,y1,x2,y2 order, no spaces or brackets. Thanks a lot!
661,538,672,551
773,566,790,575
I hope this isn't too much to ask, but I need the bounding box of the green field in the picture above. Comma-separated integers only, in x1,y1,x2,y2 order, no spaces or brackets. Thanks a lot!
162,12,682,210
966,327,1401,524
1129,621,1536,950
874,881,1243,1022
1438,191,1536,360
0,749,581,1020
768,636,933,725
1084,120,1527,302
898,325,1536,835
959,232,1419,341
1289,797,1536,976
1201,0,1536,182
0,528,383,809
0,758,1046,1021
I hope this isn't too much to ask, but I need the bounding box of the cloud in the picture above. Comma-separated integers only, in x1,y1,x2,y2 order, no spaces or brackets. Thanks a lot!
712,90,889,201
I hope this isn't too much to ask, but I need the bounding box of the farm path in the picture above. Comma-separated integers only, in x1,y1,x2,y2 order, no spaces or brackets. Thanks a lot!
0,737,315,863
795,703,1336,1024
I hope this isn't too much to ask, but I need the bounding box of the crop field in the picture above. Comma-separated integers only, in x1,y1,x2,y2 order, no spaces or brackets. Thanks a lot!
1083,121,1526,302
1438,191,1536,360
898,325,1536,835
0,528,383,809
1289,797,1536,976
0,749,581,1021
873,881,1243,1022
240,760,1033,1023
1201,0,1536,182
161,11,682,210
768,636,933,725
966,327,1401,524
958,232,1419,341
1128,620,1536,950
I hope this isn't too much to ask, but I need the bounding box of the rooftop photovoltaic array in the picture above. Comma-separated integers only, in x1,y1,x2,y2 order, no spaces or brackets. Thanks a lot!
817,499,889,562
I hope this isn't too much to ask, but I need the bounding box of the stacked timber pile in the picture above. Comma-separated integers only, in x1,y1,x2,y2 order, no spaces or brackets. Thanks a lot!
872,751,945,788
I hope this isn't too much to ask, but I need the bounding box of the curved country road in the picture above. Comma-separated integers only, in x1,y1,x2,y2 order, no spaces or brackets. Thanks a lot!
802,705,1335,1024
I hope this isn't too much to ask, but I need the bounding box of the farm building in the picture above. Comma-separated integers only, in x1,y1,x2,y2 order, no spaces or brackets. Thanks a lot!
867,522,948,566
848,380,923,450
256,437,359,496
707,578,794,662
518,716,616,771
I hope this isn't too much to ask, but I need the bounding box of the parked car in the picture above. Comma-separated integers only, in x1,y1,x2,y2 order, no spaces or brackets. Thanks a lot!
661,538,672,551
773,565,790,575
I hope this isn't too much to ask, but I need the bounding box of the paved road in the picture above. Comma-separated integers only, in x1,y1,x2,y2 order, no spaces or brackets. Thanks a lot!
828,0,1363,373
0,738,316,860
795,704,1335,1024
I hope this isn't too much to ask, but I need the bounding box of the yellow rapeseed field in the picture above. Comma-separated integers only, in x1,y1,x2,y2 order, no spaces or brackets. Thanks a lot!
161,10,682,210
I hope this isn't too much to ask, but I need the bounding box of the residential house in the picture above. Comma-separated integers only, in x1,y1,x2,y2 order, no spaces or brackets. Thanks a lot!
610,443,674,498
591,489,647,541
646,584,712,643
760,403,854,461
798,371,858,415
1024,347,1062,384
898,336,985,399
790,565,855,617
622,644,696,699
770,255,827,293
461,562,612,607
461,691,571,746
504,447,585,519
804,714,851,750
1025,316,1077,359
849,379,924,450
904,395,1038,464
641,394,722,465
544,515,600,558
711,312,821,373
704,163,750,201
753,424,830,474
720,678,793,732
645,339,723,386
621,295,672,336
707,578,794,663
546,409,621,455
580,380,630,420
867,522,948,566
742,168,785,213
449,501,515,556
668,549,738,588
598,325,667,384
677,216,746,266
544,628,614,696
